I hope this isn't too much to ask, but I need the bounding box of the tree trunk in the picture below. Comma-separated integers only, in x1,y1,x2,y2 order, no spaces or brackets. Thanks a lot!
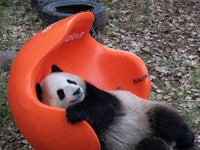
0,51,18,70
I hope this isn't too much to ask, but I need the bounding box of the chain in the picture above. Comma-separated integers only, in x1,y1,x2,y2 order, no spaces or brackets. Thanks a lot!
133,72,150,84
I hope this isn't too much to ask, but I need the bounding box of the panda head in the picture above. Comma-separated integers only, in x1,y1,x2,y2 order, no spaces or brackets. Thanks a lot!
36,65,86,109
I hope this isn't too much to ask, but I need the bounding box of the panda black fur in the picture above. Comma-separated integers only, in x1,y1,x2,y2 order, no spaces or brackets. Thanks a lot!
36,65,194,150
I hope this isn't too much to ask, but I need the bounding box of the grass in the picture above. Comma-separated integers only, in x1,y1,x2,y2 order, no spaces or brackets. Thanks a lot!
0,70,14,147
0,71,10,126
0,0,42,51
0,0,41,148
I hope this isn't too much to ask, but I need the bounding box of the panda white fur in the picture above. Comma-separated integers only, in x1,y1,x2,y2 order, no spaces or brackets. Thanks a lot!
36,65,194,150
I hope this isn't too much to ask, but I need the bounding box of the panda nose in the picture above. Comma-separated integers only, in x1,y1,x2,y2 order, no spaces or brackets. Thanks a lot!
73,88,80,96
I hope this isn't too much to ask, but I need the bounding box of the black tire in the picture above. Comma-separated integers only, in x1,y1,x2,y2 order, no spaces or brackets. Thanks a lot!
31,0,54,12
41,0,106,31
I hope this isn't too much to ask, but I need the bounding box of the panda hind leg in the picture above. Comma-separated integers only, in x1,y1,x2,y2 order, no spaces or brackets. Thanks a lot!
135,137,169,150
147,105,194,150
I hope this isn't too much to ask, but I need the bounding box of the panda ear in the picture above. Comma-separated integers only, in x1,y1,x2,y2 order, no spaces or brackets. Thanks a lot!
51,65,63,73
36,84,42,101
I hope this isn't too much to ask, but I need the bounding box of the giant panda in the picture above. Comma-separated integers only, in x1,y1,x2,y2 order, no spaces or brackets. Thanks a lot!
36,65,194,150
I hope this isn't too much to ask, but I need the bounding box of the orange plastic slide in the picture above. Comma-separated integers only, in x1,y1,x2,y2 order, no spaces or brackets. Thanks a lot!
8,12,151,149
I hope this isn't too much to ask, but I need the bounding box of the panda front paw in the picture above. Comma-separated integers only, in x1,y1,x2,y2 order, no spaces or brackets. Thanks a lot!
66,106,87,124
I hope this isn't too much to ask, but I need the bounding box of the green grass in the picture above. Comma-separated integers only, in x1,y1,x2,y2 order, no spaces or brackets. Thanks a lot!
0,0,42,148
182,107,200,128
0,70,12,128
0,0,42,51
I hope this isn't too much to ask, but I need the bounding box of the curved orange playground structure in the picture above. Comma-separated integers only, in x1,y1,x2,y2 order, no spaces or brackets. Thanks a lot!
8,12,151,150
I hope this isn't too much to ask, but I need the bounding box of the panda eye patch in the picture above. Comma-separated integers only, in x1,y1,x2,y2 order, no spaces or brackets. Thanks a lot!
57,89,65,100
67,79,77,85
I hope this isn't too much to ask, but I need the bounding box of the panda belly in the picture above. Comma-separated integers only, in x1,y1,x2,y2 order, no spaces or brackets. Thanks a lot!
100,91,153,150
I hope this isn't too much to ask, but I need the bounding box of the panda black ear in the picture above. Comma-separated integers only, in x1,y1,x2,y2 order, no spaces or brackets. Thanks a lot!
36,84,42,101
51,65,63,73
